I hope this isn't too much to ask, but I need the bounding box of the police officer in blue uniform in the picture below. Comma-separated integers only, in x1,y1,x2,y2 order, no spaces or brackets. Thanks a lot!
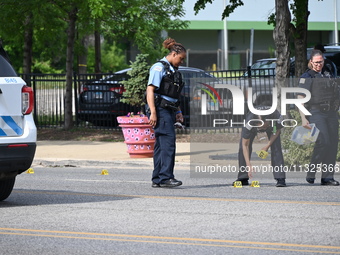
233,109,287,187
298,49,340,186
146,38,186,188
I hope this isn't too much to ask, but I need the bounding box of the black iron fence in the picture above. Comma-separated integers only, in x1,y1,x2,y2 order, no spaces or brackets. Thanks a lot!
21,67,291,133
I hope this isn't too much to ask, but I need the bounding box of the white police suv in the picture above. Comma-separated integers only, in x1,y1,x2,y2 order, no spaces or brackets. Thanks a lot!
0,47,36,201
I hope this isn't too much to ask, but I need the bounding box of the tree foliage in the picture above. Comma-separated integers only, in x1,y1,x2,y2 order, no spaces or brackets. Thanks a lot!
281,110,315,165
191,0,310,77
121,54,150,111
268,0,310,77
99,0,187,60
0,0,187,129
0,0,187,72
192,0,244,19
0,0,67,72
87,43,129,73
282,110,340,165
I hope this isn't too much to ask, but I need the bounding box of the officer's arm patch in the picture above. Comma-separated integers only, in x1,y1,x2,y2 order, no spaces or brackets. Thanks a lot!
245,122,252,131
154,66,163,72
299,78,305,84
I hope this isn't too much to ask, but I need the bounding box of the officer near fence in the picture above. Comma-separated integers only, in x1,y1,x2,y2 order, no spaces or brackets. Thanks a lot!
233,108,287,187
146,38,186,188
298,49,340,186
313,44,337,77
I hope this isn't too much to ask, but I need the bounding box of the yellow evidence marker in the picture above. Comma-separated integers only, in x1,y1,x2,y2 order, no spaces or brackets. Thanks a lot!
250,181,260,187
233,181,242,188
100,169,109,175
256,150,268,159
26,168,34,174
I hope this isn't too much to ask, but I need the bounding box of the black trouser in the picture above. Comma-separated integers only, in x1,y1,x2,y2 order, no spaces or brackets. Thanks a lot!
307,109,339,181
237,131,286,180
147,106,176,184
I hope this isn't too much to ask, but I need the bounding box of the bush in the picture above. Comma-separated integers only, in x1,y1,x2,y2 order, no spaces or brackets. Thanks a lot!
121,54,150,111
281,110,340,166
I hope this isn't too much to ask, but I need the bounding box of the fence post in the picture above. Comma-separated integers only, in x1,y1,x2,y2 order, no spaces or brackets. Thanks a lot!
247,65,252,88
32,74,38,126
73,72,79,126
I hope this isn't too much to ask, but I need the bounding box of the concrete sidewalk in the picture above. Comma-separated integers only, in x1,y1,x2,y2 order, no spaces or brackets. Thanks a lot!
34,141,191,165
33,140,269,167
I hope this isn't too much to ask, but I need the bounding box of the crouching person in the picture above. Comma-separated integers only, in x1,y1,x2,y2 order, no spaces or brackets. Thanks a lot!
233,109,286,187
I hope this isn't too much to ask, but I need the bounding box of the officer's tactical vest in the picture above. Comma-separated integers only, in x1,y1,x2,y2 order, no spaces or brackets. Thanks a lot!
156,61,184,100
308,69,339,105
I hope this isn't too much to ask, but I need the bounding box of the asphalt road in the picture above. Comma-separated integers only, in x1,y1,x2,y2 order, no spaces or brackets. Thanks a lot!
1,164,339,255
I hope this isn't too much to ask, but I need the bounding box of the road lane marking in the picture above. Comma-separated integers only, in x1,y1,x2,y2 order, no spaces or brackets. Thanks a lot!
13,190,340,206
0,228,339,254
66,179,150,183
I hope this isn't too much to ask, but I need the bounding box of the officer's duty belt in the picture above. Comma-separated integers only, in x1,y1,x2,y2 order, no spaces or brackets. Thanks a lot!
157,97,179,111
309,101,338,112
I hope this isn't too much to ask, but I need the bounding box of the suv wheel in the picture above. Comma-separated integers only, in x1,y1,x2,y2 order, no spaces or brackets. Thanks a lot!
0,177,16,201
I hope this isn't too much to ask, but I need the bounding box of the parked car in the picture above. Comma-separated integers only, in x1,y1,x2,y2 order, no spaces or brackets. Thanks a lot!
77,70,135,126
77,66,215,126
0,46,36,201
246,58,296,106
244,46,340,105
191,58,280,117
242,58,277,77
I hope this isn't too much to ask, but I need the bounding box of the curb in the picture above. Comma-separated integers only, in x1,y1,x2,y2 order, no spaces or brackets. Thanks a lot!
32,159,191,168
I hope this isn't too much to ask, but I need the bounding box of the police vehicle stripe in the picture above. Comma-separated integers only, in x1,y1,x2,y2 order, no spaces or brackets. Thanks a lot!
1,116,23,135
0,116,23,136
0,129,7,136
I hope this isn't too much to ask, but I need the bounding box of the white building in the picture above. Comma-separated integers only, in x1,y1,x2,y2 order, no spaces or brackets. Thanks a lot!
168,0,339,70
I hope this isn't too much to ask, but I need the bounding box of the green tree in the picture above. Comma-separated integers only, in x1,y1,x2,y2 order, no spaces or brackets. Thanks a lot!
0,0,66,74
189,0,312,114
268,0,310,78
190,0,312,77
0,0,36,74
0,0,187,130
92,0,187,70
87,42,128,72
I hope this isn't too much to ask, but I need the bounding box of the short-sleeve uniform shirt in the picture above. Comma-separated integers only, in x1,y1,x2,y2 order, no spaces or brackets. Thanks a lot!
298,69,334,98
298,70,317,93
148,57,177,103
241,110,283,140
